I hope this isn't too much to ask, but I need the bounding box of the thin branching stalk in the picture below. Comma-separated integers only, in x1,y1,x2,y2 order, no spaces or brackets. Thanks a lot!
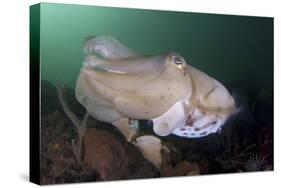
56,81,88,164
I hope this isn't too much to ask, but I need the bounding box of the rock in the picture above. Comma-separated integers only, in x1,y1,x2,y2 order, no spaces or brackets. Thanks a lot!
83,129,159,180
83,129,128,180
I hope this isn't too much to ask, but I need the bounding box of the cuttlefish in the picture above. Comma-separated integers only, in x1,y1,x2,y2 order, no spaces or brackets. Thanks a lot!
76,36,237,141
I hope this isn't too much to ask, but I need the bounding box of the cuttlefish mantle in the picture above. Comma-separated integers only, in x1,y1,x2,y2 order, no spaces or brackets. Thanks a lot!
76,36,237,139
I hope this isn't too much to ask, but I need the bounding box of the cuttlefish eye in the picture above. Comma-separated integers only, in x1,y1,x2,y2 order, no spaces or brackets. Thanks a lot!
170,54,187,71
173,55,184,65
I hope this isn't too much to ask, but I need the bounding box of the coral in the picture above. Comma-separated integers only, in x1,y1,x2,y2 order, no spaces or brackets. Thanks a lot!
160,149,200,177
209,130,256,171
243,153,267,172
212,124,272,172
258,127,273,164
39,79,273,183
40,110,158,184
40,111,101,184
216,142,255,171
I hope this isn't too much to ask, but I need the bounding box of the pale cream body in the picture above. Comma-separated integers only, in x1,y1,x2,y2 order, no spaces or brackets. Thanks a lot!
75,36,237,168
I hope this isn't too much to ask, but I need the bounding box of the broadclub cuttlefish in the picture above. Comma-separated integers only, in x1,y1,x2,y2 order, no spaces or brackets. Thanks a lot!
75,36,237,169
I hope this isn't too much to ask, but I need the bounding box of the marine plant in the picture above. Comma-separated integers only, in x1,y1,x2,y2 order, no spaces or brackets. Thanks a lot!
56,82,89,164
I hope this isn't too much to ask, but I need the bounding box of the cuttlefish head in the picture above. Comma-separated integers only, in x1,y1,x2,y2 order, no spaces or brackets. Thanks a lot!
152,65,238,138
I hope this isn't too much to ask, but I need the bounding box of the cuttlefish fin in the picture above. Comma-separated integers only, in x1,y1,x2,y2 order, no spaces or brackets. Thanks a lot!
83,36,141,60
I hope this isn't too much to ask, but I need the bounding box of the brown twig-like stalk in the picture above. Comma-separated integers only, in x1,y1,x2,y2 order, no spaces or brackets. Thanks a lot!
56,81,88,164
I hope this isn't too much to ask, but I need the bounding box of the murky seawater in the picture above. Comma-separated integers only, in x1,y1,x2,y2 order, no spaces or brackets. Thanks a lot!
37,3,273,184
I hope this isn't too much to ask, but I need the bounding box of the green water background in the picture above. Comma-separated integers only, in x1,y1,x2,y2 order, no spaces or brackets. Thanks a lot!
39,3,273,90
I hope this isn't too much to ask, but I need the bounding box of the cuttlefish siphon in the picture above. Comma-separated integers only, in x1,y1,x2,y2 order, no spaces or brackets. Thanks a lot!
76,36,237,141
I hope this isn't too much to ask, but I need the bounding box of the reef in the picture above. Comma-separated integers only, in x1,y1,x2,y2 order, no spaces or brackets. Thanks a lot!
40,79,273,184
